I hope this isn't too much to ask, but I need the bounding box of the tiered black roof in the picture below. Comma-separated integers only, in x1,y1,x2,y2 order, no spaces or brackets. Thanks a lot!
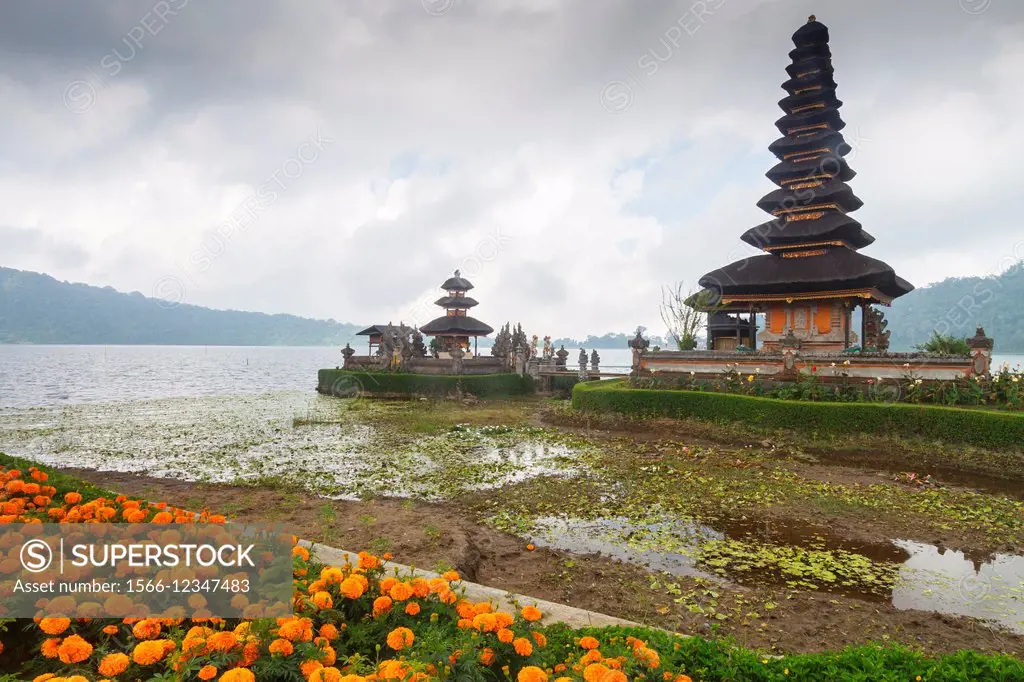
697,16,913,304
420,270,494,337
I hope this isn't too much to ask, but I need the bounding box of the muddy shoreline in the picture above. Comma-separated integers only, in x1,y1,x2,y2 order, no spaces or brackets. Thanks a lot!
64,466,1024,657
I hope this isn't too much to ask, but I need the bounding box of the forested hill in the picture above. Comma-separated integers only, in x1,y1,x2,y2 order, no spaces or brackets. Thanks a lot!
0,267,363,346
885,263,1024,352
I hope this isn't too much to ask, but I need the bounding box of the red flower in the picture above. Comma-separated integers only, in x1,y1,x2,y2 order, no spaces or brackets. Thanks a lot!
811,365,817,372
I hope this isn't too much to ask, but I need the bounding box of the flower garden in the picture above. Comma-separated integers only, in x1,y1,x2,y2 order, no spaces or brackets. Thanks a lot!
635,363,1024,410
2,459,1024,682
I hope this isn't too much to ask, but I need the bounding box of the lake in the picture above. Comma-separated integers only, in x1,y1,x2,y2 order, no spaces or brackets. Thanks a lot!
0,345,1020,408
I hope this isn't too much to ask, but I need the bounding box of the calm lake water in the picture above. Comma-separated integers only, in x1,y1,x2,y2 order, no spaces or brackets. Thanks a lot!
0,345,1019,409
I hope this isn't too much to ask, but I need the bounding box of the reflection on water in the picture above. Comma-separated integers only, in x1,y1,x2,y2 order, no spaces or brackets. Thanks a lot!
529,515,1024,633
530,516,724,581
893,540,1024,634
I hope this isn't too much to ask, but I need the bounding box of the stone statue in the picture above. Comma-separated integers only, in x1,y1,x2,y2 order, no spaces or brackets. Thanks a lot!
542,336,553,359
555,345,569,369
628,328,649,372
514,344,526,376
511,324,528,359
531,335,539,359
341,343,355,362
590,349,600,372
491,323,512,366
380,322,397,367
450,344,465,375
863,307,890,352
578,349,587,370
411,327,428,357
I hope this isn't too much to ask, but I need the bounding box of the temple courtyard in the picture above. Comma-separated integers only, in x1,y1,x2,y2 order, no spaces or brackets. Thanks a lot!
3,390,1022,657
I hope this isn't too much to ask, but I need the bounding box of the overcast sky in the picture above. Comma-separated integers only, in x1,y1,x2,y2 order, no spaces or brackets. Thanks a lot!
1,0,1021,338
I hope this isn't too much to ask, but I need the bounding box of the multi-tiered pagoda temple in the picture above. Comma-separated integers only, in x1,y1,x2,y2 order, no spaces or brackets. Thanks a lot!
695,16,913,352
420,270,494,355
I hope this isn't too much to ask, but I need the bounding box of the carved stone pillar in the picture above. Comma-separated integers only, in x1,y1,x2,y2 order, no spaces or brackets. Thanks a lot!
967,327,994,376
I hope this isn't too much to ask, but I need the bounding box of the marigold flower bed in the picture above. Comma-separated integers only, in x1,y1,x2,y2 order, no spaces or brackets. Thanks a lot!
1,459,1023,682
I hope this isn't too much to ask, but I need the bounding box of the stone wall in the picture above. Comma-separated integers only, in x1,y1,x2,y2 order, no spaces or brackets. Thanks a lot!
342,355,506,376
639,350,984,382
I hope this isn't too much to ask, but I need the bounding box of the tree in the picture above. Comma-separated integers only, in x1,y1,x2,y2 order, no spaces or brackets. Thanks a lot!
660,282,708,351
914,331,971,356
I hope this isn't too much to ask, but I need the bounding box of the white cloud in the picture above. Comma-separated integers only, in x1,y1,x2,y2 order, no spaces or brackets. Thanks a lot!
0,0,1022,338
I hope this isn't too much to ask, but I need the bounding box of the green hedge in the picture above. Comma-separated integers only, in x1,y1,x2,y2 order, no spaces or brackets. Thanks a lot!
540,624,1024,681
0,452,117,499
318,369,534,398
572,380,1024,449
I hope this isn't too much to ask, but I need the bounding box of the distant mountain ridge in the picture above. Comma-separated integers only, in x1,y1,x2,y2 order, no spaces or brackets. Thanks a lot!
0,267,363,346
885,262,1024,353
2,265,1022,351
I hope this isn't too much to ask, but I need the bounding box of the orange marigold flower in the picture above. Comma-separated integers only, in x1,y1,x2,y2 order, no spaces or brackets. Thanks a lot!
293,545,311,561
532,631,548,647
411,577,431,598
521,605,543,622
442,570,460,582
600,671,627,682
497,628,514,643
319,623,340,640
312,591,333,609
389,582,414,601
513,637,534,656
310,668,343,682
378,660,411,680
579,636,600,650
386,626,415,651
518,666,548,682
301,659,324,679
102,624,119,635
583,664,610,682
64,492,82,505
40,638,61,659
372,596,393,616
473,613,498,632
57,634,93,664
404,601,421,616
98,652,131,677
278,617,314,642
207,630,238,652
269,638,295,656
339,577,365,600
456,601,477,619
357,551,380,569
479,647,496,666
494,612,515,629
219,668,256,682
39,617,71,635
582,650,603,664
132,618,162,640
635,647,661,669
675,676,694,682
132,639,171,665
198,665,218,681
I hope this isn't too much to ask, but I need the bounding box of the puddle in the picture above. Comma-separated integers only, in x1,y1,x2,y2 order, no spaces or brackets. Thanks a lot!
893,540,1024,633
527,514,1024,633
530,516,725,582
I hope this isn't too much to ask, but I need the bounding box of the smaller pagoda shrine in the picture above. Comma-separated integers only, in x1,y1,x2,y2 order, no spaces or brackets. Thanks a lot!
420,270,495,356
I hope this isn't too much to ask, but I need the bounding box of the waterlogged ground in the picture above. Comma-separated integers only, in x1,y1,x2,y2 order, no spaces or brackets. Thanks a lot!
2,392,1024,654
0,392,584,499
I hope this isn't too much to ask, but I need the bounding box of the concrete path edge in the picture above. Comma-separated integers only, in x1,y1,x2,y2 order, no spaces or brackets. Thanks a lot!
299,539,655,632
